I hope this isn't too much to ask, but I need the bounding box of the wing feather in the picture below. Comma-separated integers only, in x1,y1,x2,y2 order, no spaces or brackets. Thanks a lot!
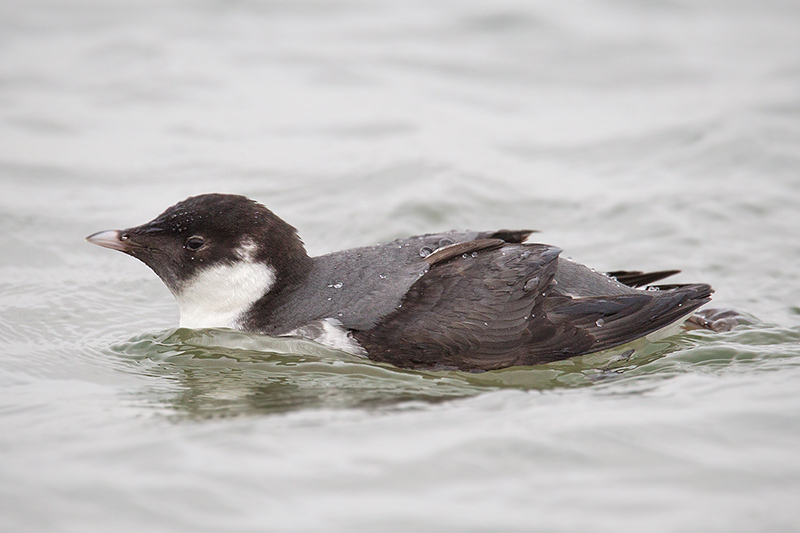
351,242,713,371
353,244,562,369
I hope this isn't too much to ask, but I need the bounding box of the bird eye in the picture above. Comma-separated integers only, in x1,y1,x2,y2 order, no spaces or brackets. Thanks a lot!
185,236,205,251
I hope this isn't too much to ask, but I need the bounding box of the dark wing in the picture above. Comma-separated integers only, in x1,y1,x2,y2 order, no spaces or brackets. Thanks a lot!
422,238,505,265
353,240,713,371
352,241,566,370
542,283,712,354
606,270,681,288
483,229,537,243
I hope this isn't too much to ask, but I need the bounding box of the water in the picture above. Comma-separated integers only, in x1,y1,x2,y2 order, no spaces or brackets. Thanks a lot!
2,0,800,531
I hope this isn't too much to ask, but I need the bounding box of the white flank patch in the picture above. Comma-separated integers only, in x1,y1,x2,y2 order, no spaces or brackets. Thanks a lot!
645,315,691,342
176,261,276,329
287,318,367,356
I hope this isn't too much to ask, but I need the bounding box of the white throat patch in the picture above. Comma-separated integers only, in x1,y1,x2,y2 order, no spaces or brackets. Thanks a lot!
175,260,276,330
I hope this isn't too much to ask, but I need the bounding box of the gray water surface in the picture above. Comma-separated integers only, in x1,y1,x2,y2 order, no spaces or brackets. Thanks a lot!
2,1,800,531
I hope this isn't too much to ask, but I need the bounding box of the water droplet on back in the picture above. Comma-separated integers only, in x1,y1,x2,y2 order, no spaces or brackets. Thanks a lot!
523,277,539,291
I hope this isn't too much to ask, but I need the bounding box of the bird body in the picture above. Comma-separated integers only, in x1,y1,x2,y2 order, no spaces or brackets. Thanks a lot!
87,194,713,371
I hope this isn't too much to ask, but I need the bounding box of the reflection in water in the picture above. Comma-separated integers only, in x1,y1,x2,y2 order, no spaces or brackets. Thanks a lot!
108,327,697,418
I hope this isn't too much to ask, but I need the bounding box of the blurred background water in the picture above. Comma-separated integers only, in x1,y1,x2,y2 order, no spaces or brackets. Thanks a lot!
2,0,800,531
